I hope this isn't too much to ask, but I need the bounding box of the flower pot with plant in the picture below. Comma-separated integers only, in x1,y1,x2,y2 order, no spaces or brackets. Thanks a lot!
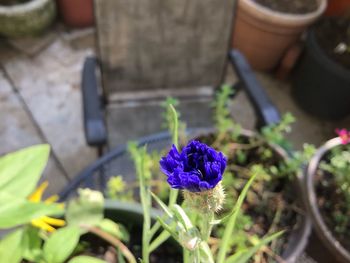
292,17,350,120
232,0,326,71
0,145,183,263
305,129,350,263
88,86,314,262
0,0,56,37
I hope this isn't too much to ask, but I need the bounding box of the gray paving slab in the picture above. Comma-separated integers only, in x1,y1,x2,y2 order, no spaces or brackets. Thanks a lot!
0,70,68,196
1,39,96,180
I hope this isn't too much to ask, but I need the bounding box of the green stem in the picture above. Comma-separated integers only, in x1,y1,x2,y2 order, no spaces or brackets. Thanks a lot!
189,248,200,263
168,104,179,207
137,149,151,263
201,212,214,242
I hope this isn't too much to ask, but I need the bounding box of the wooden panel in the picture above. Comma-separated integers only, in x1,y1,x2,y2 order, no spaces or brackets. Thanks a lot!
95,0,235,95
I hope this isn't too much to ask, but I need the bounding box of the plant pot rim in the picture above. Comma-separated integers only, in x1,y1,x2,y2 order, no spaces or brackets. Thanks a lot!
305,137,350,263
0,0,49,14
307,25,350,80
239,0,327,27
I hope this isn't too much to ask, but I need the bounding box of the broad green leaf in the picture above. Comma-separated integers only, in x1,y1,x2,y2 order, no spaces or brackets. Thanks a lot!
227,231,284,263
66,189,104,233
0,144,50,197
0,228,26,263
96,218,129,242
217,173,257,263
68,256,107,263
43,226,80,263
0,192,64,228
22,226,43,262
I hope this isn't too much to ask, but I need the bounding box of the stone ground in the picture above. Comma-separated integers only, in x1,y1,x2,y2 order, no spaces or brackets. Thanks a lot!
0,26,349,198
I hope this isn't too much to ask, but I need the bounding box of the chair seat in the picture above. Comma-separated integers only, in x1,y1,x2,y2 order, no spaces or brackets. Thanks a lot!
106,97,214,148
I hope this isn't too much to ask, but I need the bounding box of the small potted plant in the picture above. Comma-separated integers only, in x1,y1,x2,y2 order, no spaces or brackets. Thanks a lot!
0,0,56,37
305,129,350,263
232,0,326,71
292,16,350,120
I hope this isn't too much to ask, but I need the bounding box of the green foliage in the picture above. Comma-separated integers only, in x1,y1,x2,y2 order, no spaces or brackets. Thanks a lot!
43,226,81,263
65,188,104,233
278,143,316,179
213,84,241,141
0,146,131,263
106,176,133,201
68,256,107,263
320,144,350,234
0,144,50,198
96,218,130,242
261,112,295,149
0,192,63,229
161,97,187,144
0,228,27,263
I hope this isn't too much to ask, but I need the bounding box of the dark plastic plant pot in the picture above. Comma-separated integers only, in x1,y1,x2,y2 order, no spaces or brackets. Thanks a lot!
214,129,311,263
292,26,350,120
104,200,161,226
305,137,350,263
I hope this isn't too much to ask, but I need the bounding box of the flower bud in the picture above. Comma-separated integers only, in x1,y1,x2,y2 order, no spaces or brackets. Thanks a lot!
183,182,225,213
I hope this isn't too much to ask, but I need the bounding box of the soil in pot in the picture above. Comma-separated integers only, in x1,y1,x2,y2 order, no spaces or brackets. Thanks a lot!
315,17,350,70
254,0,318,14
197,132,302,262
314,144,350,251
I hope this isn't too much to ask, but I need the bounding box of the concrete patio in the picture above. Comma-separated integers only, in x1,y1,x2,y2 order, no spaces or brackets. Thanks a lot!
0,26,349,196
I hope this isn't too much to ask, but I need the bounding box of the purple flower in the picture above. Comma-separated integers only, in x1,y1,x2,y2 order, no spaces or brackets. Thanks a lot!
160,141,226,192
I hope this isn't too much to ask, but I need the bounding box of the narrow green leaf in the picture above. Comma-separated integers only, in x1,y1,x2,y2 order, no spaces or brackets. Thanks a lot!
43,226,80,263
156,217,178,241
227,231,284,263
149,229,171,253
217,173,257,263
0,192,64,228
68,256,107,263
0,228,26,263
172,204,193,231
0,145,50,197
150,191,173,218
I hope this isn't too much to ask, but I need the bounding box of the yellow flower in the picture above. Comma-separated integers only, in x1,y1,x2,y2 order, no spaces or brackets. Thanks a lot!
28,181,66,232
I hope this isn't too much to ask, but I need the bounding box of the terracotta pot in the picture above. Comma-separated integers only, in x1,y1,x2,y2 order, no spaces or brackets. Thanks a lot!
325,0,350,17
56,0,94,28
232,0,327,71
